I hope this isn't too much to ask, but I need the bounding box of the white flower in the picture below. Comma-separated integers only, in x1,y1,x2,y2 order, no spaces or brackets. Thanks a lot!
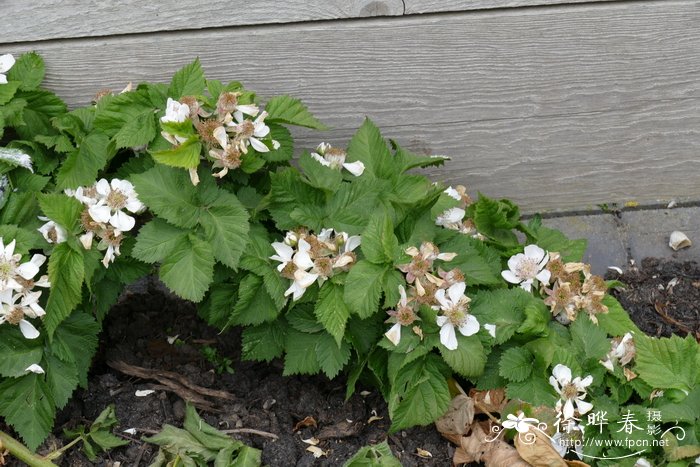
634,459,652,467
435,207,465,229
25,364,45,374
270,238,319,301
0,54,15,85
311,143,365,176
0,292,44,339
502,412,539,434
433,282,479,350
552,421,585,459
549,364,594,420
38,217,68,244
444,186,461,201
161,98,190,124
384,286,418,346
88,178,144,232
0,239,44,291
600,332,636,372
483,323,497,338
270,241,295,272
333,234,361,269
228,111,274,153
502,244,551,292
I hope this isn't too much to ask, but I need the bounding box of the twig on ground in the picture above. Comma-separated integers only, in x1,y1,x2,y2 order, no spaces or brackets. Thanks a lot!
220,428,279,440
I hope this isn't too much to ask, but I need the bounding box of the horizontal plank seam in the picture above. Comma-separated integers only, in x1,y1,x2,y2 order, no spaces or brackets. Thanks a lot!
0,0,686,47
527,199,700,219
340,96,700,131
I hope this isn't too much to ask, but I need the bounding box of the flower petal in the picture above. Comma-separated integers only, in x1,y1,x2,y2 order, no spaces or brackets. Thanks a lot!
501,270,521,284
563,399,575,420
310,152,331,167
484,323,497,338
575,398,593,415
89,204,112,223
385,323,402,346
439,323,458,350
536,269,551,285
458,314,480,337
434,289,450,310
524,244,546,263
110,211,136,232
552,364,572,385
345,235,362,253
343,161,365,177
19,319,40,339
16,261,39,280
25,364,44,374
249,137,270,153
448,282,466,304
0,54,16,74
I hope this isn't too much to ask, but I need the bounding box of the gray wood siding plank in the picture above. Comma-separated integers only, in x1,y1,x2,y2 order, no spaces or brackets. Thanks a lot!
404,0,617,15
2,2,699,211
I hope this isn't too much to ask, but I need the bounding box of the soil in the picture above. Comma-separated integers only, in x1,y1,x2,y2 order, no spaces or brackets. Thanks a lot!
5,257,699,466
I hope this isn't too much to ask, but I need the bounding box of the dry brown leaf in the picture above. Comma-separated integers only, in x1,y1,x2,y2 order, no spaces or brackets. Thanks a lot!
293,416,317,432
306,445,328,458
453,422,530,466
470,388,507,414
435,394,475,436
416,448,433,458
514,428,589,467
301,437,320,446
317,419,363,440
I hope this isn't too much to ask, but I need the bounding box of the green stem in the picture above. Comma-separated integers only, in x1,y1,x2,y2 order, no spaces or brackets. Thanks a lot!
43,436,82,461
0,431,57,467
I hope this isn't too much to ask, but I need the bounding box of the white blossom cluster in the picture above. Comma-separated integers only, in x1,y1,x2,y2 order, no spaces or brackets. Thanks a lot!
271,229,361,301
310,143,365,177
62,178,145,267
435,185,483,239
161,92,280,182
0,237,49,339
388,242,495,350
0,53,15,85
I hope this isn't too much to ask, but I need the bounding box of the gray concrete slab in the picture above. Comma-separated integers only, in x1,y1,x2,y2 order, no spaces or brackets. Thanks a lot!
542,214,628,276
621,207,700,265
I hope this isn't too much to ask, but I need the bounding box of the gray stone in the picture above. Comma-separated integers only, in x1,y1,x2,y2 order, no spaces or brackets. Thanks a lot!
542,214,628,275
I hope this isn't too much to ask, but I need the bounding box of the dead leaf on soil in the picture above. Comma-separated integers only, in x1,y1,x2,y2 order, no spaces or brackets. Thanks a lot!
317,419,363,440
435,394,475,436
470,388,507,414
306,445,328,458
416,447,433,458
514,428,590,467
293,416,317,432
301,437,320,446
451,421,530,467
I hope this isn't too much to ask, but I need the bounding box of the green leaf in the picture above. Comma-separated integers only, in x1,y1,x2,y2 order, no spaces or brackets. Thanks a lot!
469,194,520,245
230,446,262,467
439,234,503,286
361,213,399,265
56,132,113,189
264,95,327,130
44,353,79,409
298,151,342,192
0,147,33,172
343,441,402,467
570,313,610,361
169,59,206,99
44,243,85,336
315,283,351,346
151,139,202,169
37,193,83,233
199,190,250,270
440,334,487,377
506,375,558,406
316,333,351,379
183,404,241,451
159,234,215,302
598,295,641,336
93,89,154,136
531,225,587,263
131,165,200,228
198,283,236,328
241,321,287,363
0,81,20,105
498,347,533,382
0,326,43,377
7,52,45,91
229,275,280,326
470,288,532,345
114,110,157,149
344,261,388,318
262,124,293,162
635,334,698,393
51,312,100,387
238,227,286,309
144,425,217,461
133,218,188,263
0,225,42,255
346,118,394,180
283,329,321,376
389,354,451,431
0,374,55,451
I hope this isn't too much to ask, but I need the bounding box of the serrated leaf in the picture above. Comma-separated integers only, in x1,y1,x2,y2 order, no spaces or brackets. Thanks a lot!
298,151,342,192
506,375,558,406
635,334,698,393
0,326,43,377
6,52,44,91
0,81,20,105
440,334,487,378
131,165,200,228
470,288,531,345
144,425,217,460
283,329,321,376
199,190,249,270
531,224,587,263
361,213,399,265
230,445,262,467
598,295,641,336
198,283,236,329
229,274,280,326
393,144,448,173
315,283,351,346
346,118,395,180
264,95,327,130
241,321,287,363
438,234,503,286
570,313,610,361
45,353,79,409
56,132,113,189
169,59,205,99
343,441,402,467
51,312,100,387
93,89,154,136
0,374,55,451
183,404,241,451
469,194,520,245
498,347,533,382
344,261,387,318
159,234,215,302
0,147,33,172
262,124,293,162
389,354,451,431
315,333,351,379
238,227,286,309
37,193,83,233
133,218,188,263
44,243,85,336
517,301,551,336
151,139,202,168
114,110,157,149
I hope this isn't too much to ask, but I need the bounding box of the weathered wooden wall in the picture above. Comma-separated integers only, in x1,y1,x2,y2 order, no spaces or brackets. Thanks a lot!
2,0,699,212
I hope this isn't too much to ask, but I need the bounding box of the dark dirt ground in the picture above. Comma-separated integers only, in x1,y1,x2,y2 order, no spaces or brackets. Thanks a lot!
4,258,699,466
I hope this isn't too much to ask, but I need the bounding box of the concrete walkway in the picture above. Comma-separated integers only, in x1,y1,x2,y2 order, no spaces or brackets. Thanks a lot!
542,206,700,275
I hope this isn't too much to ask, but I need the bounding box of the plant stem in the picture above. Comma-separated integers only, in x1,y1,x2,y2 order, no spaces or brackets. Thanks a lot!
0,431,57,467
43,436,82,461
